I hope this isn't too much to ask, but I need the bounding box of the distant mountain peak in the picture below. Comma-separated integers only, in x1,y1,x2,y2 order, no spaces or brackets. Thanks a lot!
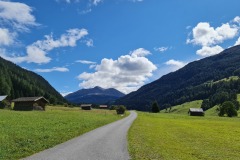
93,86,105,90
65,86,125,104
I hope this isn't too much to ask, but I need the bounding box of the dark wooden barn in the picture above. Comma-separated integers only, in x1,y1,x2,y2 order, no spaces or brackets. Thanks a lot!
188,108,204,116
12,97,48,111
81,104,92,110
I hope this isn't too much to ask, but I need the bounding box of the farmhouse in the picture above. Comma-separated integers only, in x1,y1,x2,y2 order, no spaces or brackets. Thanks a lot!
99,105,108,109
12,97,48,111
81,104,92,110
188,108,204,116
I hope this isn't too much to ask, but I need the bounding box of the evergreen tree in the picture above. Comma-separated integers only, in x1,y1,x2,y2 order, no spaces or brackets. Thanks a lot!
151,101,160,113
201,99,210,111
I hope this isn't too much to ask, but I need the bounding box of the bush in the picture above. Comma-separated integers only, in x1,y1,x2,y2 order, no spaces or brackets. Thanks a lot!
116,105,126,114
110,105,117,110
151,101,160,113
0,100,10,109
219,101,238,117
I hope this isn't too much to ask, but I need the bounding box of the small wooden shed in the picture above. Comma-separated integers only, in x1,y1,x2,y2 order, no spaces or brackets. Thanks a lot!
12,97,48,111
99,105,108,109
188,108,204,116
81,104,92,110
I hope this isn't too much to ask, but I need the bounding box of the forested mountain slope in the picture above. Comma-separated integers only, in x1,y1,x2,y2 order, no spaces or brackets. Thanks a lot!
0,57,66,104
116,45,240,111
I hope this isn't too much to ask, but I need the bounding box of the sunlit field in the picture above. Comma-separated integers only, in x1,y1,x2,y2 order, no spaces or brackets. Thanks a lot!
0,106,126,159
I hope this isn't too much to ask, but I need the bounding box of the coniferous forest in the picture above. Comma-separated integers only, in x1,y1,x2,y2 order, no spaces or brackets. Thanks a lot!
0,56,66,104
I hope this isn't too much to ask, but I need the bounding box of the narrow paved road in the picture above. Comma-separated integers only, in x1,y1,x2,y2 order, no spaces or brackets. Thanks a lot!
23,111,137,160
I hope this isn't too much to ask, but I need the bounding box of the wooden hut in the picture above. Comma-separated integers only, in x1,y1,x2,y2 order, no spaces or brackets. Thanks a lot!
12,97,48,111
99,105,108,109
81,104,92,110
188,108,204,116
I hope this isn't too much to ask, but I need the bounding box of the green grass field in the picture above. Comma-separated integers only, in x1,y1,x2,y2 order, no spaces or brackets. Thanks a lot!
128,112,240,160
168,100,202,114
0,106,125,160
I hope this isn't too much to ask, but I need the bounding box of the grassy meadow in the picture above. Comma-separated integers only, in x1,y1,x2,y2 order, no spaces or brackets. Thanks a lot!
169,100,202,114
128,110,240,160
0,106,126,160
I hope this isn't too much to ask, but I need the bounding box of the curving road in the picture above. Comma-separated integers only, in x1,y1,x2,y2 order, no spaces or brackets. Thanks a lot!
23,111,137,160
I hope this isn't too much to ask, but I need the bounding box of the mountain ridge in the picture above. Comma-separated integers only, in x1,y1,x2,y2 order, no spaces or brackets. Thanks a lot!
0,56,66,104
65,86,125,104
115,45,240,110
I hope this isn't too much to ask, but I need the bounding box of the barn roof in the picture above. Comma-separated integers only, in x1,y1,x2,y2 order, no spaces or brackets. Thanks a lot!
0,95,7,102
99,105,108,108
81,104,92,107
12,97,48,103
189,108,204,112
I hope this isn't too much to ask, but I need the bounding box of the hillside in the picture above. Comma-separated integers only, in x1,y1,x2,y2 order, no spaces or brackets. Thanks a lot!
65,86,125,104
116,45,240,110
0,57,66,104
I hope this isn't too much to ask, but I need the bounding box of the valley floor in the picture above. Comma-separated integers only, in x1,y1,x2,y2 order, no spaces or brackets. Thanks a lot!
128,112,240,160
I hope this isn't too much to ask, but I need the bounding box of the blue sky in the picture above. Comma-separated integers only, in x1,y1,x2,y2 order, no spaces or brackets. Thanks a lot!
0,0,240,95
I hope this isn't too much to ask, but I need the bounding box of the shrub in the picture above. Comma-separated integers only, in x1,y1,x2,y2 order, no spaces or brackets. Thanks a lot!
116,105,126,114
110,105,117,110
0,100,10,109
219,101,238,117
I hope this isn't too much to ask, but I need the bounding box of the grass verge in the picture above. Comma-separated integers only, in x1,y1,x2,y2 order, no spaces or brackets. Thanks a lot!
0,106,126,159
128,112,240,160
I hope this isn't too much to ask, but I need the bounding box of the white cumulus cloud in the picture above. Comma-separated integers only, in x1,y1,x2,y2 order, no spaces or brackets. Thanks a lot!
233,16,240,24
0,1,38,31
130,48,151,57
165,59,186,70
34,67,69,73
2,28,88,64
187,22,238,46
196,45,224,57
77,48,157,94
235,37,240,46
76,60,96,64
187,16,240,57
0,28,15,46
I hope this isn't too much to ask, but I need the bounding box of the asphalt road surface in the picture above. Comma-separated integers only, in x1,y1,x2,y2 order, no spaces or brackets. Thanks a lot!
23,111,137,160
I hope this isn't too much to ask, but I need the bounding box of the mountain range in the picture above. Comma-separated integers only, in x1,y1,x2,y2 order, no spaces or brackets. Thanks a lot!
115,45,240,111
65,86,125,104
1,45,240,109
